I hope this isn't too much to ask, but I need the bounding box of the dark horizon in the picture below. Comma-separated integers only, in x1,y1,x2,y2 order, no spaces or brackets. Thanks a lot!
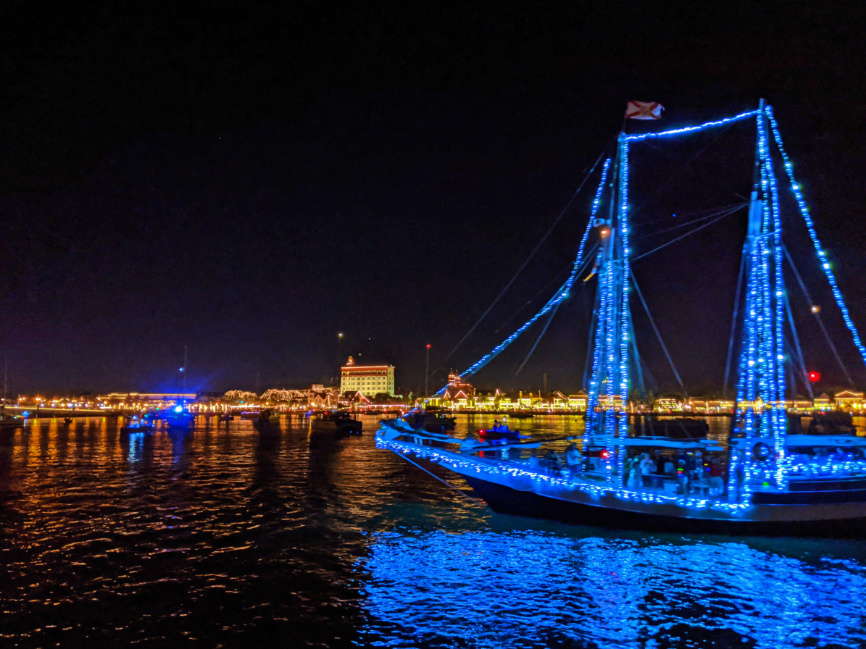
3,3,866,396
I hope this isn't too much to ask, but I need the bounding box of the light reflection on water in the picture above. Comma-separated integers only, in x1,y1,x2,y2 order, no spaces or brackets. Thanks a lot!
1,414,865,648
360,529,866,648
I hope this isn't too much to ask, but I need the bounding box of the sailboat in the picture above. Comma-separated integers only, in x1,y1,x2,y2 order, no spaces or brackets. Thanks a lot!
162,346,195,430
376,101,866,536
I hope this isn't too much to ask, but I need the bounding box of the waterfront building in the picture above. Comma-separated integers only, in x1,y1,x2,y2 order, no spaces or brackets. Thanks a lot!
687,398,707,412
498,396,516,410
443,372,475,400
98,392,197,409
813,393,832,410
834,390,865,411
567,391,588,411
340,357,396,397
341,390,372,405
259,386,339,408
787,399,814,413
705,399,735,413
474,393,497,411
656,397,684,412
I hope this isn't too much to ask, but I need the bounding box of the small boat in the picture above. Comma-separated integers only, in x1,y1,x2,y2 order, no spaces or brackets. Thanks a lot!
163,405,194,430
409,408,456,432
253,409,282,431
510,412,534,420
0,411,24,429
478,422,527,441
309,411,363,435
220,413,234,422
63,417,73,425
120,414,155,433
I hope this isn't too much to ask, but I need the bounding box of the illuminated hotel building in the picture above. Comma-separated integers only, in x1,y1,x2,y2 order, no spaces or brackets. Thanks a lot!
340,356,396,396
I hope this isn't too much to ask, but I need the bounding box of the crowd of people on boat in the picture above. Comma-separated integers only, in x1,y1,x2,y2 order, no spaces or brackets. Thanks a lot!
623,451,726,495
530,445,727,496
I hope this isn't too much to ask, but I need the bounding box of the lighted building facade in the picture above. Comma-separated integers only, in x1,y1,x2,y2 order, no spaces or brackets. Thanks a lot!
98,393,197,409
834,390,865,411
340,356,396,396
443,372,475,400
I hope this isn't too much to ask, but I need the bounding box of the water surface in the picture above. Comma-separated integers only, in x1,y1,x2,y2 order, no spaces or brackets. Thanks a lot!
1,415,864,648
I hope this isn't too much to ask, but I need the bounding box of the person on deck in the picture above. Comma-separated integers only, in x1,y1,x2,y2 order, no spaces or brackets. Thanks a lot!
677,460,689,494
627,456,641,488
640,453,654,488
543,449,561,476
654,451,666,488
709,457,724,495
565,443,583,478
663,456,675,476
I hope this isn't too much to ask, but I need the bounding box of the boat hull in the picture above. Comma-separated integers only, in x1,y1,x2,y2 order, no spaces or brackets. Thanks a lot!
121,426,155,433
463,474,866,537
310,419,362,435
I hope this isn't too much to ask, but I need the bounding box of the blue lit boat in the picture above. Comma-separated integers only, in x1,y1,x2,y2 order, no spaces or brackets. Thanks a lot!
378,102,866,536
162,405,194,430
377,422,866,535
120,413,155,433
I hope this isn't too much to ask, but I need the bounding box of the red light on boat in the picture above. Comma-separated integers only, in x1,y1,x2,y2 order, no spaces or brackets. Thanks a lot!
809,371,821,383
601,450,609,459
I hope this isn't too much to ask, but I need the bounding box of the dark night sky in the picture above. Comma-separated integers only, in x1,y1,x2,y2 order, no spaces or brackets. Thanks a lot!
2,1,866,396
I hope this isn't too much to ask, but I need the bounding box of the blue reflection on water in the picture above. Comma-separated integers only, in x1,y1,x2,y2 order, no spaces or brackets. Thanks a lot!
359,529,866,648
126,432,144,463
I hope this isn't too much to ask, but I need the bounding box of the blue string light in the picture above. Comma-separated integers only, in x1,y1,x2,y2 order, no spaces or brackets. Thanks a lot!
760,111,788,490
625,110,759,142
617,135,631,482
584,261,608,448
376,429,756,514
766,106,866,373
440,159,612,391
730,107,790,503
582,157,619,478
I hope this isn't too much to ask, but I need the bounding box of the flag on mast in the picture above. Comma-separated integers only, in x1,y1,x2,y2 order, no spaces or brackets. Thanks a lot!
625,101,664,120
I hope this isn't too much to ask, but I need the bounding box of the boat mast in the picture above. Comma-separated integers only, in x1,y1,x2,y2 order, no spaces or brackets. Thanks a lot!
728,99,788,500
584,131,632,485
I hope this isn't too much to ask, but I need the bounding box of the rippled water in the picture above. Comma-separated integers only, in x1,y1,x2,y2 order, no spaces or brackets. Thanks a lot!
1,415,865,648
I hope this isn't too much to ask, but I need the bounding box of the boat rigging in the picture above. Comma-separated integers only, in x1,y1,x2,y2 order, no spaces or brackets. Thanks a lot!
377,101,866,535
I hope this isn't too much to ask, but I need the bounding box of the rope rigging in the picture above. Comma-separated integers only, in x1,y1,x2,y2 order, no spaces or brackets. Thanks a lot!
783,246,855,387
629,268,684,391
722,251,746,399
436,155,613,392
631,203,745,262
442,147,612,364
433,105,864,417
